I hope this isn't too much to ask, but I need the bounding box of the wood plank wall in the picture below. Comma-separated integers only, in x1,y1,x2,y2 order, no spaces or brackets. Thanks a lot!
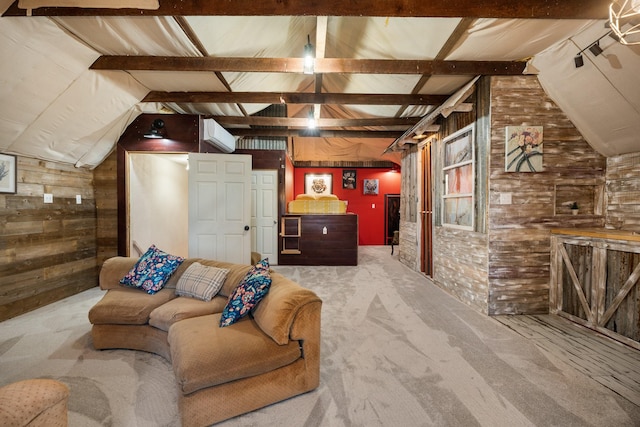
487,76,606,315
398,146,419,269
431,105,487,311
606,152,640,232
0,156,98,321
93,151,118,265
433,227,489,313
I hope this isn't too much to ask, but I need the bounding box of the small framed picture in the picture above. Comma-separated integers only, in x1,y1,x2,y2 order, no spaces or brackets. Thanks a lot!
0,153,17,194
505,126,543,172
342,169,356,189
363,179,379,195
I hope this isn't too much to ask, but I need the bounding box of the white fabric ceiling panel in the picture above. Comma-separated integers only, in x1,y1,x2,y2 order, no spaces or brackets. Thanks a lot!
186,16,316,58
293,136,401,164
224,71,313,93
0,17,98,150
129,70,228,92
8,70,148,166
322,73,421,117
323,73,420,95
327,17,462,59
532,21,640,157
54,16,200,56
447,19,595,61
167,102,246,117
420,75,476,95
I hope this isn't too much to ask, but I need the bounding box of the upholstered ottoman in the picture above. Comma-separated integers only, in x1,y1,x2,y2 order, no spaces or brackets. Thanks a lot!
0,379,69,427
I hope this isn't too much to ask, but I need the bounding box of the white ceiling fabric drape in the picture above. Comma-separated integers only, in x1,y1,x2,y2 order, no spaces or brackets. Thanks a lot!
531,20,640,156
1,8,638,168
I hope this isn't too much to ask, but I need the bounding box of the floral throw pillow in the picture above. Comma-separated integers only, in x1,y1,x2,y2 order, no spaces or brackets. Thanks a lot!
120,245,184,295
219,258,272,327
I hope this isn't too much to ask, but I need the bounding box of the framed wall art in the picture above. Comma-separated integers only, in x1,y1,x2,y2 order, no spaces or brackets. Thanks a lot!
342,169,356,189
305,173,333,195
0,153,17,194
363,179,379,195
505,126,543,172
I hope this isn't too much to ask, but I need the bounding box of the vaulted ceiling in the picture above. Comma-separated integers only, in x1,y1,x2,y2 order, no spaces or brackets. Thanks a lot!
1,0,638,168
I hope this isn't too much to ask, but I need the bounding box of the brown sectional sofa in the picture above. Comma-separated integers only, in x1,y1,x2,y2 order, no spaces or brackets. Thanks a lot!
89,256,322,427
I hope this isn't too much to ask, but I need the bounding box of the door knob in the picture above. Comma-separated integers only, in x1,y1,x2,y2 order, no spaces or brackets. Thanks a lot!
244,225,250,231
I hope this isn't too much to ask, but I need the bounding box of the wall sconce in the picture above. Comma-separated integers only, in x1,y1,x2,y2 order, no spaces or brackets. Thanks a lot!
303,34,314,75
144,119,165,139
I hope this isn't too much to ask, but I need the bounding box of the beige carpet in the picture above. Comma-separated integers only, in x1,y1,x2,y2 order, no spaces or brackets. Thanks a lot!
1,246,639,426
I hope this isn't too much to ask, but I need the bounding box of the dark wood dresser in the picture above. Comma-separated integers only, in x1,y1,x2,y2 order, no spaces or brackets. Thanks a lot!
279,214,358,266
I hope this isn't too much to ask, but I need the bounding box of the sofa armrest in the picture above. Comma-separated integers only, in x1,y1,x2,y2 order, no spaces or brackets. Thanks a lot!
99,257,137,290
251,272,322,345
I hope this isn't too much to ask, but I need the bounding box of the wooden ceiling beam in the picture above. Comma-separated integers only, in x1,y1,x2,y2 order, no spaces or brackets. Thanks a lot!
93,56,526,75
143,91,448,105
230,129,402,138
4,0,608,19
210,116,424,128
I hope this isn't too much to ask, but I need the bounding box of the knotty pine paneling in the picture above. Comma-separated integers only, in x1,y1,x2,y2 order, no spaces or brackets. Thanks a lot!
487,76,606,315
0,156,98,321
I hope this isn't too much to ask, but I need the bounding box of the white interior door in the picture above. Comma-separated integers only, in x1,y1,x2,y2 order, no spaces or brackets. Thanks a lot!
251,170,278,265
188,153,252,264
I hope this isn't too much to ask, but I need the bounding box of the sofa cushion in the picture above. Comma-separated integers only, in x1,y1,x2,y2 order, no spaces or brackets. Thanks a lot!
148,295,227,332
88,287,176,325
175,262,229,301
219,259,271,327
168,314,301,395
120,245,184,294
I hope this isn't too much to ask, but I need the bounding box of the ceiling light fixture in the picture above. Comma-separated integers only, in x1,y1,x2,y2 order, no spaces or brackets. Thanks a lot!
307,107,316,129
573,31,613,68
589,41,604,56
303,35,314,75
143,118,166,139
609,0,640,45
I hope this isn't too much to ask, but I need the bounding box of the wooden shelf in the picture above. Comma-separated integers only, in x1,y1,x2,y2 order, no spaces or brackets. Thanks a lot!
551,228,640,243
281,216,301,255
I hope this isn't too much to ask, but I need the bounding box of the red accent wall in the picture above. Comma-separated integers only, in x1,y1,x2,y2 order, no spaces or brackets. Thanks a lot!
292,168,401,245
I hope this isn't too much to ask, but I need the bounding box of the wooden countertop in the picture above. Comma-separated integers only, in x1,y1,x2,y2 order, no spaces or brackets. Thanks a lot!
551,228,640,243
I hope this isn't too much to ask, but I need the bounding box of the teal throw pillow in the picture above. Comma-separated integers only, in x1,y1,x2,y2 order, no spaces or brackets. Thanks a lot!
120,244,184,295
219,258,272,327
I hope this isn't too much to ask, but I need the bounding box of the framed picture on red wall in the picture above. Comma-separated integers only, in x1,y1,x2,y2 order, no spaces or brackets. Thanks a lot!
305,173,333,195
363,179,379,195
342,169,356,189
